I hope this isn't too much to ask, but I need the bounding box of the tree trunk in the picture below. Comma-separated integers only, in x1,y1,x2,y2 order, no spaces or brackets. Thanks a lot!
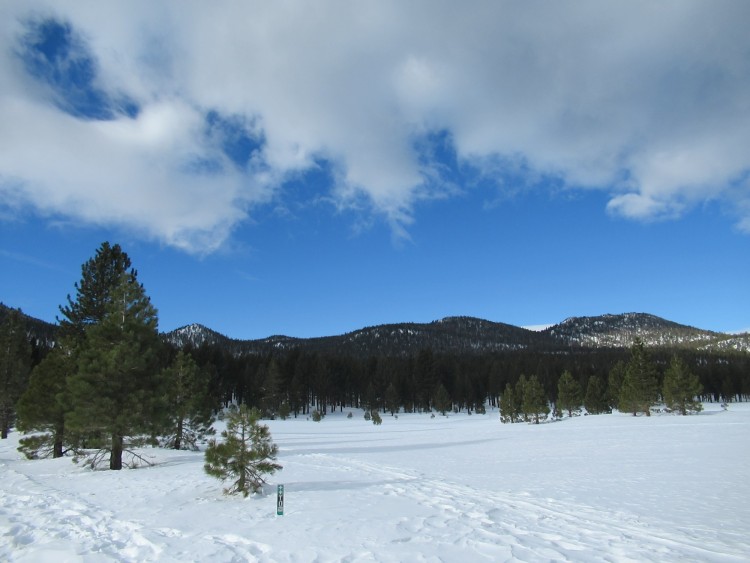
174,418,183,450
110,433,123,470
53,423,64,458
1,426,7,439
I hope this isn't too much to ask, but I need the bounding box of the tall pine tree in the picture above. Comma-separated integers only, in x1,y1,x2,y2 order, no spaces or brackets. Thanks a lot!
66,271,162,470
19,242,139,455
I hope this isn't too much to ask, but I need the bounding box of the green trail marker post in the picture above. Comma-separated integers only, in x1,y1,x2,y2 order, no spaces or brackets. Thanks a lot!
276,484,284,516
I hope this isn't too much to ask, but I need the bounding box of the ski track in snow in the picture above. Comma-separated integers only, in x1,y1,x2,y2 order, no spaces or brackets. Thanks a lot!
273,454,747,563
2,404,749,562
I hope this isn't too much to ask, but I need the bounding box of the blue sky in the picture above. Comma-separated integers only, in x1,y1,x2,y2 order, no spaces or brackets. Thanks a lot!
1,1,749,338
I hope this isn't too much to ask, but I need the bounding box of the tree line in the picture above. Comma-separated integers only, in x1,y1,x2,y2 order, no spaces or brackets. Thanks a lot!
185,338,747,420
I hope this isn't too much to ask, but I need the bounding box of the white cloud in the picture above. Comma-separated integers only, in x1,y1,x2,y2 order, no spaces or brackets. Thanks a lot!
1,0,749,252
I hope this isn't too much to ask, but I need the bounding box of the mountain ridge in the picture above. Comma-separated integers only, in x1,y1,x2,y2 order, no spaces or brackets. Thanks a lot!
164,312,749,356
3,302,747,355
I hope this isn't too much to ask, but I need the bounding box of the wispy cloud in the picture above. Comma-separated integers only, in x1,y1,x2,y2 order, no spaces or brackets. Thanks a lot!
1,1,749,253
0,248,65,271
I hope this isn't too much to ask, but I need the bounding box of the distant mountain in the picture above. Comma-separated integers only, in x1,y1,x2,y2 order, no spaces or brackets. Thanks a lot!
545,313,750,352
545,313,713,348
299,316,545,356
164,323,233,349
3,301,747,356
162,312,750,356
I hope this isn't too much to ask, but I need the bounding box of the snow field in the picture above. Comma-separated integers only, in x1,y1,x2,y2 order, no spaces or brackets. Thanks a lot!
1,403,749,562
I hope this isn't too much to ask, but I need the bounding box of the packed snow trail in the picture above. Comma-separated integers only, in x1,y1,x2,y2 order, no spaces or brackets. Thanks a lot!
1,404,749,562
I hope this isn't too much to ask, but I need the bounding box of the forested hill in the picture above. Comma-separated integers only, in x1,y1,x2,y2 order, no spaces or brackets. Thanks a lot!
543,313,748,352
164,313,750,357
3,302,748,355
0,303,57,349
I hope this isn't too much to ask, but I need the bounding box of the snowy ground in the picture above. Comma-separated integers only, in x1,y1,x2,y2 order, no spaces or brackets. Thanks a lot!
2,403,749,562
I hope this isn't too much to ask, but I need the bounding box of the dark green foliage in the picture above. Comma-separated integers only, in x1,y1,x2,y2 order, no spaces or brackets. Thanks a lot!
619,340,660,416
159,351,216,450
515,374,529,422
385,382,400,415
584,376,609,414
607,361,626,410
371,410,382,425
66,272,162,470
663,355,703,415
432,383,451,415
58,242,133,341
204,405,281,497
278,402,291,420
260,359,284,417
499,383,519,423
17,345,75,457
557,370,582,417
522,375,549,424
0,309,32,439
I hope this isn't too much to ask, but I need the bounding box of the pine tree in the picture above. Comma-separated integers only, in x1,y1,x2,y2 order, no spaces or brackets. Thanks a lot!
159,351,216,450
607,361,626,410
204,405,282,497
619,339,659,417
432,383,451,415
17,345,75,457
584,376,609,415
557,370,582,417
0,309,32,438
19,242,141,457
522,375,549,424
663,355,703,415
515,374,529,422
499,382,518,423
66,272,162,469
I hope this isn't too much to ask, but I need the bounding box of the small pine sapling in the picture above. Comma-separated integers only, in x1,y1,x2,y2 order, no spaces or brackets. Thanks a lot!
204,405,282,497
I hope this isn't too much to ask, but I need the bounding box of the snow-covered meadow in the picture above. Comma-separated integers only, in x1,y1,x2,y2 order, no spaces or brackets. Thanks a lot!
2,403,749,562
